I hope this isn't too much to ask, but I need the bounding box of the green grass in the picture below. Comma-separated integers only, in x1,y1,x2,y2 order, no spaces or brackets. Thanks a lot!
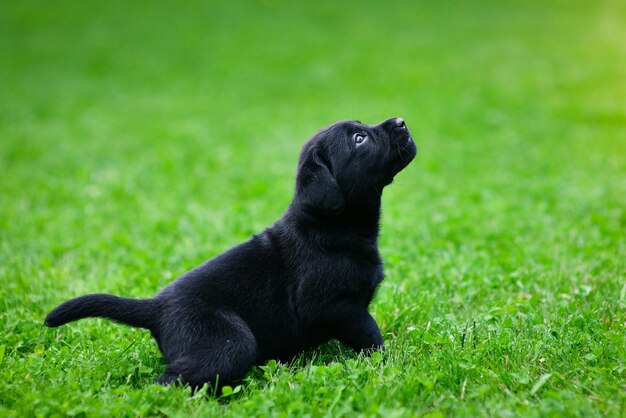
1,0,625,416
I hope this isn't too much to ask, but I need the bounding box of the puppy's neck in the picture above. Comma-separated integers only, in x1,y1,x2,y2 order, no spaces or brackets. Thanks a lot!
285,196,382,244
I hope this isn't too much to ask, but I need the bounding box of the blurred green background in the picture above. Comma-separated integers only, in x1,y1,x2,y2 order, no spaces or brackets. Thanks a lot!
1,0,625,416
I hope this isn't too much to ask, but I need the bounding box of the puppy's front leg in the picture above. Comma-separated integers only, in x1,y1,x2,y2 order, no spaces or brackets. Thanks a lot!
320,300,383,353
337,311,384,353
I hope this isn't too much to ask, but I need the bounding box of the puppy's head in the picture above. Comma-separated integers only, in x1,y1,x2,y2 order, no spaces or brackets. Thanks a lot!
295,117,417,215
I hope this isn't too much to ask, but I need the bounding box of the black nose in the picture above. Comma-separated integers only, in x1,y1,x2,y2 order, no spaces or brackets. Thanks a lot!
381,117,407,131
394,118,406,128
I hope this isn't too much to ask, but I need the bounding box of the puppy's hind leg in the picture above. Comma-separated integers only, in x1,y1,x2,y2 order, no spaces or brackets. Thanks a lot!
158,311,257,391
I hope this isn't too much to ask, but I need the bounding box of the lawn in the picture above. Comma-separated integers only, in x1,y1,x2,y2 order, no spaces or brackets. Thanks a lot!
1,0,625,416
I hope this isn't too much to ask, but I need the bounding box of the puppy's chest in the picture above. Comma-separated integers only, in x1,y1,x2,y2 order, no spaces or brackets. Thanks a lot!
299,247,384,293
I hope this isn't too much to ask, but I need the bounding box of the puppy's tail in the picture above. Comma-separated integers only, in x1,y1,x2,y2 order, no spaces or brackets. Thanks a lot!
44,294,159,331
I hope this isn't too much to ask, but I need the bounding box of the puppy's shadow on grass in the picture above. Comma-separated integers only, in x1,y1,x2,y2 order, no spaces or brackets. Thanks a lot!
199,341,366,403
284,340,358,368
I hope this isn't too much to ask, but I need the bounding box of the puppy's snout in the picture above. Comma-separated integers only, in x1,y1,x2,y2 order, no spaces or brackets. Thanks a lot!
394,118,406,128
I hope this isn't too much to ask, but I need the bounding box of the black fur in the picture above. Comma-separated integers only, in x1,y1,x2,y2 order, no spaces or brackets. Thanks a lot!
45,117,417,389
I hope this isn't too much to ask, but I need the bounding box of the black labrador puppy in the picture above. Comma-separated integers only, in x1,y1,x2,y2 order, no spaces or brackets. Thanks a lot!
45,117,417,388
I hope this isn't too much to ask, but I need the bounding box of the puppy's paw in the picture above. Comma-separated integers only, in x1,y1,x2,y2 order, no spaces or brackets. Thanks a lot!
359,342,385,355
156,372,184,386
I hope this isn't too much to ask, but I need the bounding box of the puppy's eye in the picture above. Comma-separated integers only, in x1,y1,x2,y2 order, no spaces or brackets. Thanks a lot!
354,133,367,145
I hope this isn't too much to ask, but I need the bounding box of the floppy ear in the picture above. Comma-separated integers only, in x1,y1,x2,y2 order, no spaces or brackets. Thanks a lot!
295,147,345,215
